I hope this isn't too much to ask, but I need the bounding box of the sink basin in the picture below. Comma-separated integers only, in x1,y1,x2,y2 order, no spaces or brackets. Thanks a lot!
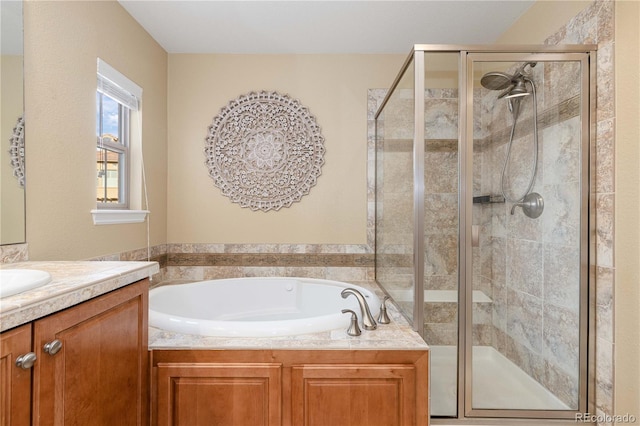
0,269,52,298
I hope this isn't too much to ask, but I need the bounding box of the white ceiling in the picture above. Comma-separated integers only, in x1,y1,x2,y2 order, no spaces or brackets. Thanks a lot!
118,1,535,54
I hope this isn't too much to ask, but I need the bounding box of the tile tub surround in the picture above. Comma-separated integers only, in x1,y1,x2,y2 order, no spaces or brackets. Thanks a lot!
92,243,376,283
149,280,427,351
0,243,29,264
0,261,159,332
162,243,375,283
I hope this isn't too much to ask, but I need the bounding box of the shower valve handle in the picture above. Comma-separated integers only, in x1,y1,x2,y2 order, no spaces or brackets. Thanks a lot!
510,192,544,219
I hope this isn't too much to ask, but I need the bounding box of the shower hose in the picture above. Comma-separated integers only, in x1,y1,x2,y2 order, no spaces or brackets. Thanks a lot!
500,76,539,204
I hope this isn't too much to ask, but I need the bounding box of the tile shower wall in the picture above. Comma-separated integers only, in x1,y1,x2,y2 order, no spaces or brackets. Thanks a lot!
545,1,615,422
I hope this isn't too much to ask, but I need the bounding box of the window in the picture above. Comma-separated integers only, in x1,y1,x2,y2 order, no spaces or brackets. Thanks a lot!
96,91,130,207
92,59,147,225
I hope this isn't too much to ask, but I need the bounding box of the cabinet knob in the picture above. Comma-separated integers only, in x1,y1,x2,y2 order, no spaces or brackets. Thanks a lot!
43,339,63,356
15,352,37,369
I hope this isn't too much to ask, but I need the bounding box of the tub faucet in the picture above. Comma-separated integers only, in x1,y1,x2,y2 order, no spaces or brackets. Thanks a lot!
341,288,377,330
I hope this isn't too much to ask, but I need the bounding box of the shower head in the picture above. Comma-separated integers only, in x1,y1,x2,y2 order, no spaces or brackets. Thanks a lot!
480,62,537,98
480,72,513,91
503,78,530,99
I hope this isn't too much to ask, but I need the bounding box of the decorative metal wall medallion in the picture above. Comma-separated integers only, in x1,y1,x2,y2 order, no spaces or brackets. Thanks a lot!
9,115,25,187
205,91,325,211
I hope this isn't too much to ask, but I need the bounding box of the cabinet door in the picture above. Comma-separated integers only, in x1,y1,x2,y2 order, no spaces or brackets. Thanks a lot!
0,324,32,426
156,363,282,426
291,364,416,426
32,280,148,426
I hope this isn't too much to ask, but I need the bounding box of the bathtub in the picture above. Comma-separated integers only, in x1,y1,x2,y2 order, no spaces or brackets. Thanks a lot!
149,277,380,337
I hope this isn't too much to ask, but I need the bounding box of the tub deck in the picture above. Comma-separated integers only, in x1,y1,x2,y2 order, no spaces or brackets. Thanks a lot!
148,280,427,350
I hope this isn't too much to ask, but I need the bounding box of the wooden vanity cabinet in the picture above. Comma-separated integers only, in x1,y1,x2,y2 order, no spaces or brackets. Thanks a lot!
290,363,419,425
152,349,429,426
32,279,148,426
1,324,33,426
0,278,148,426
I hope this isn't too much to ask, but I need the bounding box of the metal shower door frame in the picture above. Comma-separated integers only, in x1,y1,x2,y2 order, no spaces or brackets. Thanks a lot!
459,48,595,421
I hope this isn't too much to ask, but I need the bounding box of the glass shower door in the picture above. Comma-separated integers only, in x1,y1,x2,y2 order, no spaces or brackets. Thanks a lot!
466,53,589,417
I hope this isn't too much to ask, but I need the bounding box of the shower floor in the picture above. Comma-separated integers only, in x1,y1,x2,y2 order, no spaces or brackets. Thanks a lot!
430,345,569,416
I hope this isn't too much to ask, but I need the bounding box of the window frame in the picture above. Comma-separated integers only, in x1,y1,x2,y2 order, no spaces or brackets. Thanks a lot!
91,58,148,225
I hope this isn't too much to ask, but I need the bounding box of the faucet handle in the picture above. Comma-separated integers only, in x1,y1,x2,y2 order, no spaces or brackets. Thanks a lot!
510,192,544,219
341,309,362,336
377,296,391,324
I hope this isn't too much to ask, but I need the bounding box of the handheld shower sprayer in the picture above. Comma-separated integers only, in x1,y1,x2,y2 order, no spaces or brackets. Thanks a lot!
480,61,544,219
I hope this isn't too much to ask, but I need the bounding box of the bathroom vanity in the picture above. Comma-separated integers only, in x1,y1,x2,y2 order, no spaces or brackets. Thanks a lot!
0,261,158,426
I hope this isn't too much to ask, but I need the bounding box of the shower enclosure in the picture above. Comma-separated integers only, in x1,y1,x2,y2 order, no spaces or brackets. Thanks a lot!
374,45,595,421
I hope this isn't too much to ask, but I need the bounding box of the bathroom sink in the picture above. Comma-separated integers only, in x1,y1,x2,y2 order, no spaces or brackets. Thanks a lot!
0,269,52,298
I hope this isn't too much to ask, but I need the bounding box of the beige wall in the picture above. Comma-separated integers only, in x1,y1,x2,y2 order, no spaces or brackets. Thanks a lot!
614,0,640,419
167,54,403,244
23,0,168,260
495,1,592,44
1,55,25,244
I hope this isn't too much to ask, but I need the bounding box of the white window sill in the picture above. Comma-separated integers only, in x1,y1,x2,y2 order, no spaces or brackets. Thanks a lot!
91,209,149,225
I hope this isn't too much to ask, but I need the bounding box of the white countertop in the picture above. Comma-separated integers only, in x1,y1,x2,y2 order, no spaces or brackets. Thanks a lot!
0,261,159,332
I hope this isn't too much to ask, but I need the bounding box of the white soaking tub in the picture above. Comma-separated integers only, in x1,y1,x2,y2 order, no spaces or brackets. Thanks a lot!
149,277,380,337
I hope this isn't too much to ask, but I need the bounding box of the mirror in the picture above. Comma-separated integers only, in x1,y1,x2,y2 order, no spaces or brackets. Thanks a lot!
0,0,25,245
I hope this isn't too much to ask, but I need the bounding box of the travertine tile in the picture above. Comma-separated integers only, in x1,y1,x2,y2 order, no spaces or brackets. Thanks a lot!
507,289,543,353
0,243,28,264
543,303,580,375
596,118,615,194
595,193,614,268
507,239,543,298
543,244,580,312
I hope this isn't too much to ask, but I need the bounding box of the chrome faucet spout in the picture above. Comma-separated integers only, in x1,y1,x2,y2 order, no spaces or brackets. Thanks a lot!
341,288,377,330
